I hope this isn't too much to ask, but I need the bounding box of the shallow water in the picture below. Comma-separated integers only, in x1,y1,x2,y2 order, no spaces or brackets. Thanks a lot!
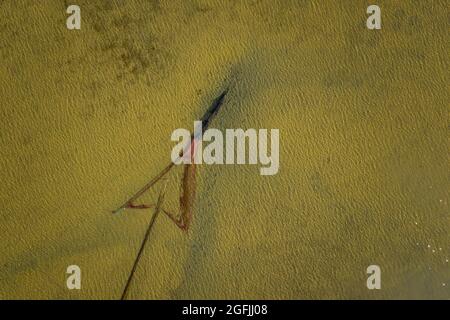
0,0,448,299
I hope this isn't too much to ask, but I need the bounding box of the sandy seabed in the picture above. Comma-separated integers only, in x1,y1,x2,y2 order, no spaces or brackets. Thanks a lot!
0,0,448,299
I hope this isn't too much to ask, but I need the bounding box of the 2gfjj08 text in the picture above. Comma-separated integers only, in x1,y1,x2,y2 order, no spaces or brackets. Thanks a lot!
182,303,268,317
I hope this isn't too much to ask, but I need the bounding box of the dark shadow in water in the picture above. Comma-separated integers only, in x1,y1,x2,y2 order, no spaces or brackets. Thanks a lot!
170,55,267,298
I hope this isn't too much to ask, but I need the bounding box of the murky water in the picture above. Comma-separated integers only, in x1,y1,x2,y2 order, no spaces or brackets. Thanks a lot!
0,0,448,299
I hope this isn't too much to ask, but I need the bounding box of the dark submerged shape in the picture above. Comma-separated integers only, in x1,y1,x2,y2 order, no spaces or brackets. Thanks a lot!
200,88,228,131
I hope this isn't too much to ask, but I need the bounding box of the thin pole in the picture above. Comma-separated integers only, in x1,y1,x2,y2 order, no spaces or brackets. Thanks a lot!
120,183,167,300
113,163,174,214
